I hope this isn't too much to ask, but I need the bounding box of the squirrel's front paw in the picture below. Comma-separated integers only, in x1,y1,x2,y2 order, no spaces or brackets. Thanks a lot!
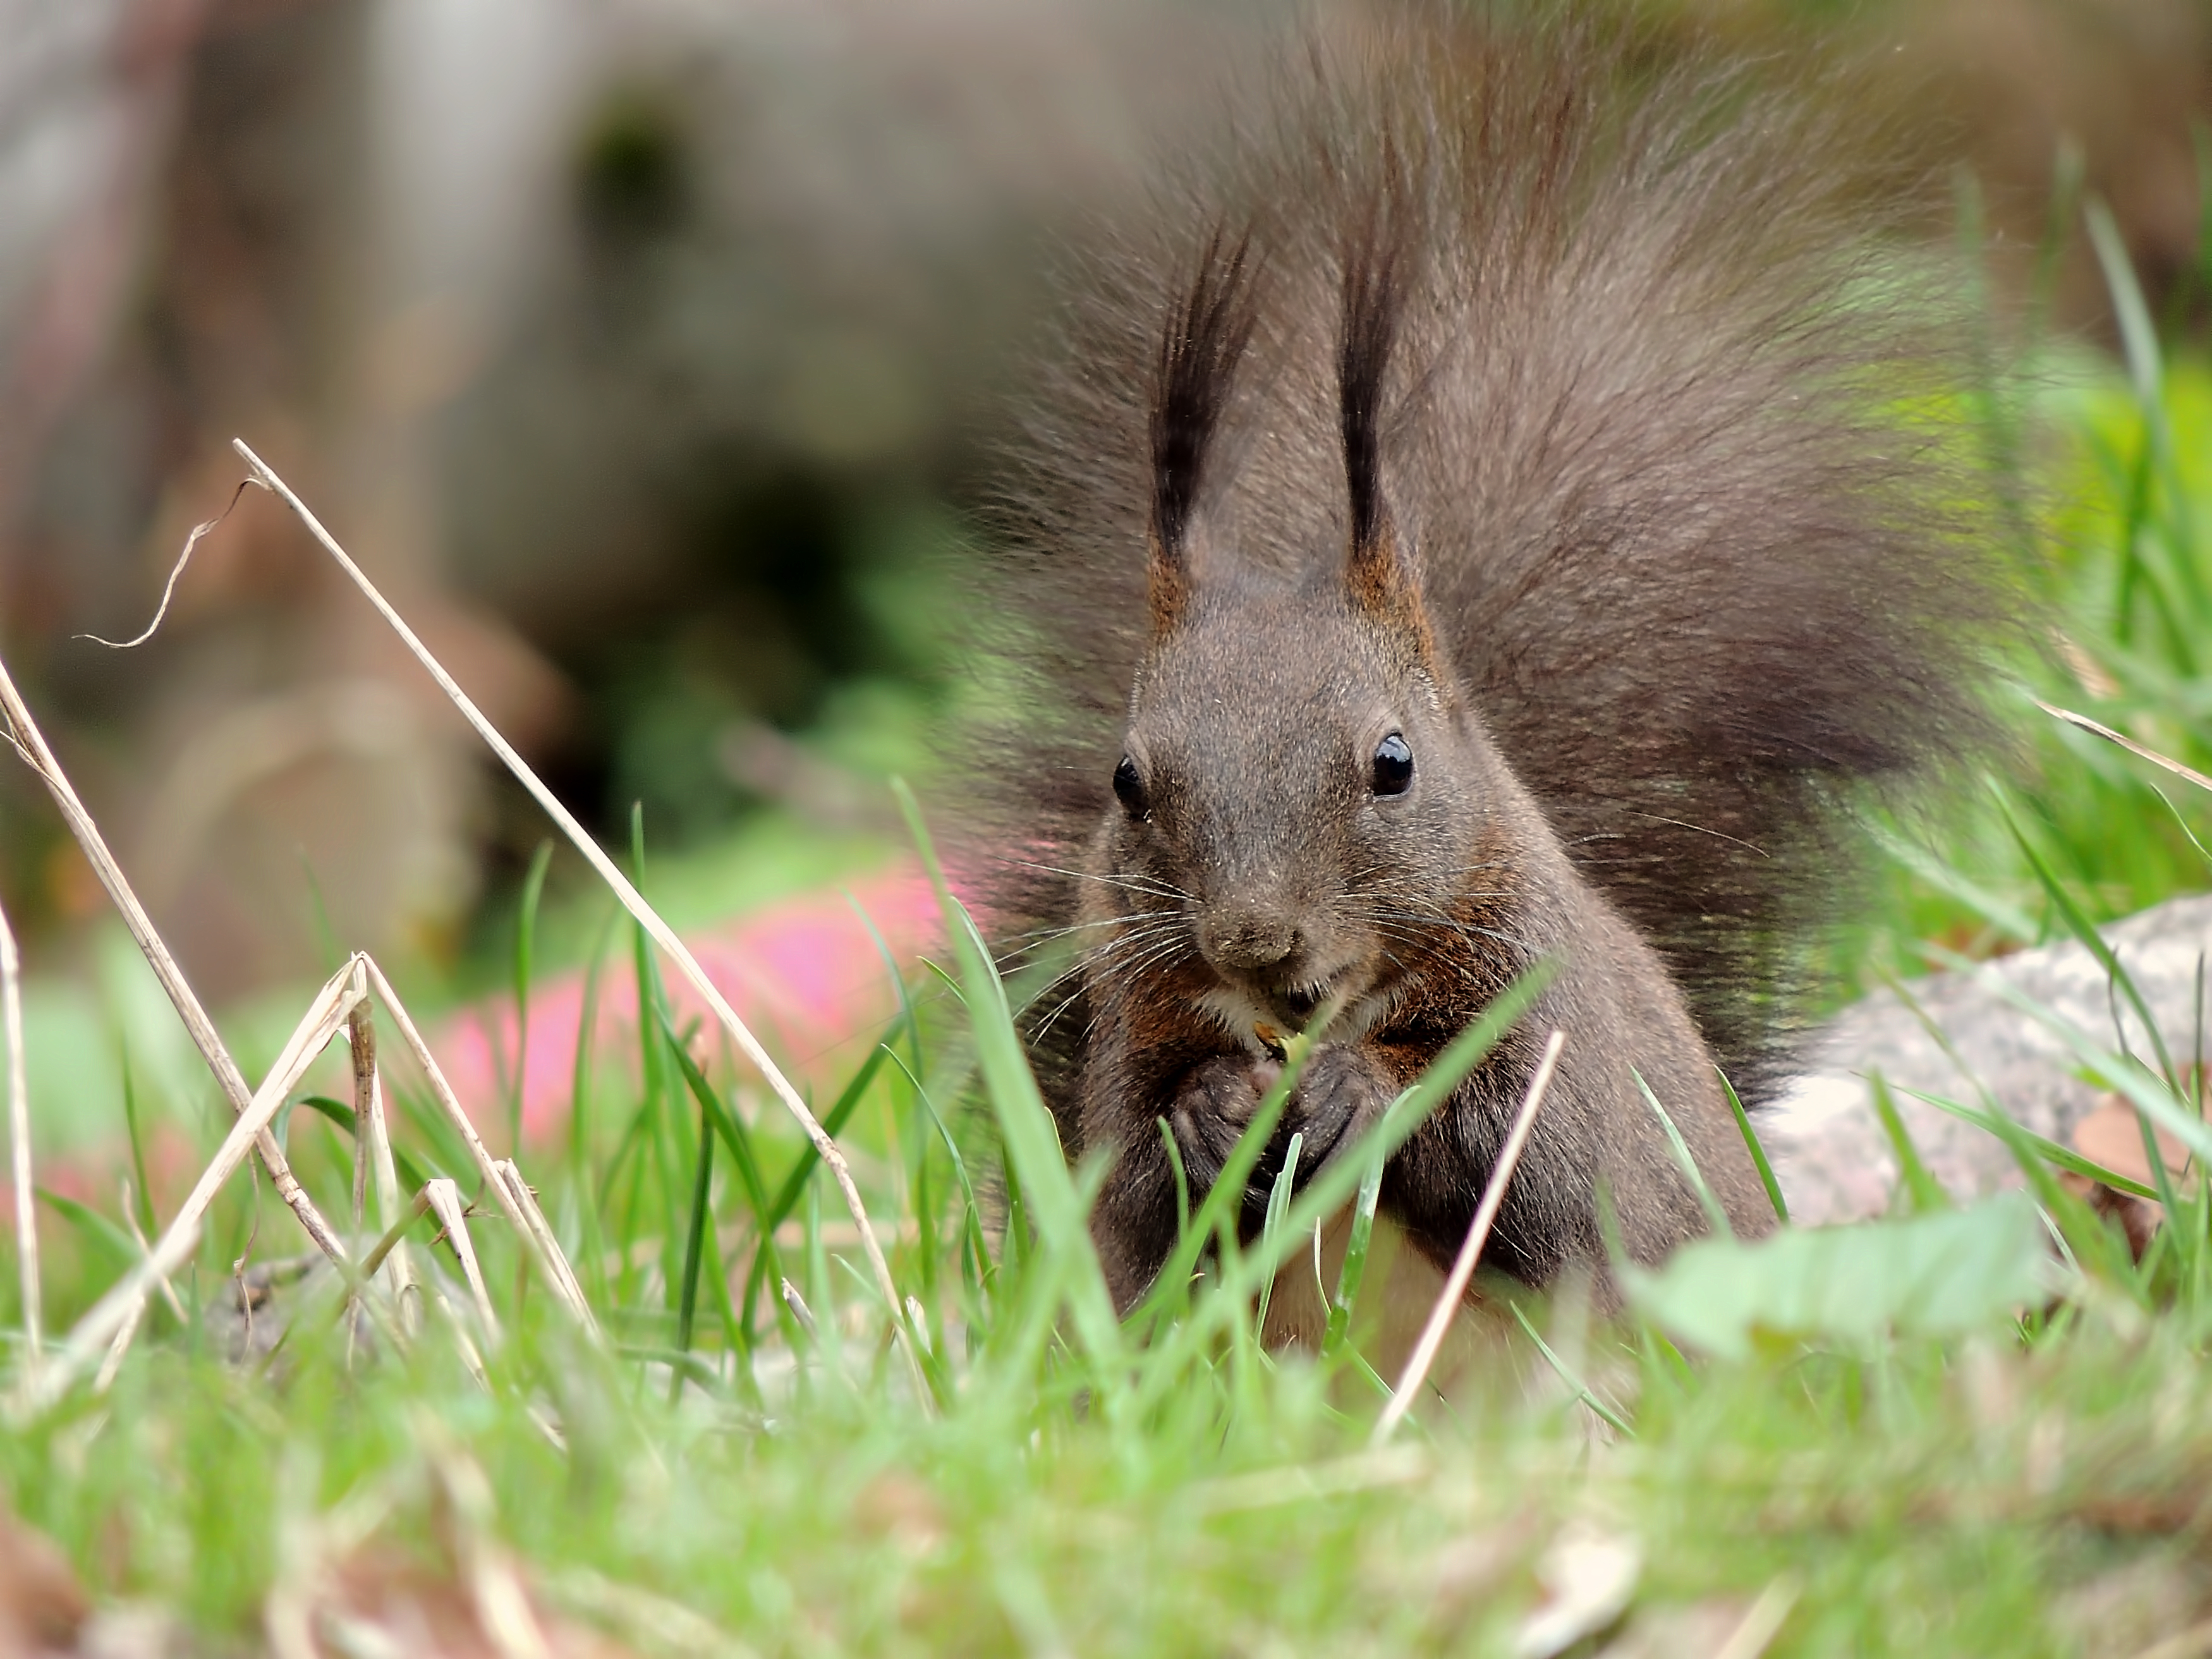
1286,1045,1393,1170
1169,1054,1281,1190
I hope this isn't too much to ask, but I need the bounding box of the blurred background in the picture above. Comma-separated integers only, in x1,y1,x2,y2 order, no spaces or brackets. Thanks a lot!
1,0,2209,1114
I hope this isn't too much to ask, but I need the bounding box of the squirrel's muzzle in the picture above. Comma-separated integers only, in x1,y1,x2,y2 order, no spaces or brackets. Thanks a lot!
1196,904,1334,1032
1196,902,1303,975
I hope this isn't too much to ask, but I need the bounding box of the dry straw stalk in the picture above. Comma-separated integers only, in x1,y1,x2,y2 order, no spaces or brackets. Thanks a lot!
1,896,35,1372
0,651,348,1267
350,1012,420,1326
425,1178,501,1344
26,956,370,1408
363,959,595,1334
229,439,923,1394
1374,1027,1567,1445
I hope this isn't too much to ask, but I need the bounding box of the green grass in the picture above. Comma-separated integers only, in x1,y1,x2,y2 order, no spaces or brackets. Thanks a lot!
1845,238,2212,983
8,278,2212,1656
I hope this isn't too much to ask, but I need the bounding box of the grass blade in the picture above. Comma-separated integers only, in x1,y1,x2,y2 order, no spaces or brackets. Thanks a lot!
763,1042,893,1231
674,1082,717,1386
1634,1071,1733,1239
0,648,347,1268
1926,943,2206,1247
1,899,33,1366
1945,815,2193,1236
889,1046,991,1302
1510,1301,1634,1438
1869,1071,1950,1214
1138,963,1556,1411
894,779,1123,1380
1717,1068,1787,1226
2001,794,2181,1090
569,909,616,1308
1133,1042,1310,1339
660,1011,783,1344
35,958,368,1407
1881,968,2137,1285
1321,1147,1386,1359
1910,1086,2160,1201
1160,1119,1191,1244
1252,1132,1303,1337
1872,824,2039,945
35,1190,137,1272
296,1097,432,1196
117,1044,157,1243
2038,700,2212,801
512,837,554,1152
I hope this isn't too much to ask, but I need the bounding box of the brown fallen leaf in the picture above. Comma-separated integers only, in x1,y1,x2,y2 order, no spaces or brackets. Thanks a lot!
2064,1096,2197,1261
2074,1097,2192,1189
298,1546,638,1659
0,1510,90,1658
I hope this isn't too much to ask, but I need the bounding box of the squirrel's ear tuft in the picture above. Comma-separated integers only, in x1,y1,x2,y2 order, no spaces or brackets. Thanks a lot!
1338,210,1434,657
1148,225,1260,634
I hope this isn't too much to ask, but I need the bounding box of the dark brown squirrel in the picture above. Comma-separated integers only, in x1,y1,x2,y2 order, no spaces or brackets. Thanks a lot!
957,15,2017,1313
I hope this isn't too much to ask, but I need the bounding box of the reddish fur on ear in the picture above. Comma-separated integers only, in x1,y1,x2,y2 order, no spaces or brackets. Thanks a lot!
1347,517,1439,665
1146,530,1191,634
1339,208,1436,661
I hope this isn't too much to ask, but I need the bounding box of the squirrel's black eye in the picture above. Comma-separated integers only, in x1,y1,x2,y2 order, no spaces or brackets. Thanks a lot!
1371,731,1414,796
1113,755,1150,820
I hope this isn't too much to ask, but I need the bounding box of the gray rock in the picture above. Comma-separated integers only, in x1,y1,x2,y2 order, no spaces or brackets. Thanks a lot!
1763,893,2212,1225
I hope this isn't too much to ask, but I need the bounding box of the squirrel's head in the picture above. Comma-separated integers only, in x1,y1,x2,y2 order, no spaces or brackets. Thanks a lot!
1093,222,1519,1044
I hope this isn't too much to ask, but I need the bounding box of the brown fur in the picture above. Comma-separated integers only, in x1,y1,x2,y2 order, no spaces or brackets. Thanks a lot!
954,13,2018,1310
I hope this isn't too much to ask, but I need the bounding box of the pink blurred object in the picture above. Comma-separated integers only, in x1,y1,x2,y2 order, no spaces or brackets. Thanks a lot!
435,864,941,1148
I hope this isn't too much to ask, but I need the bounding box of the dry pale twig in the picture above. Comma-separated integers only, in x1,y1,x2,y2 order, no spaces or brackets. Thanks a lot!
1375,1028,1567,1446
364,959,594,1335
420,1414,556,1659
226,442,916,1385
93,1297,145,1396
348,1010,372,1235
262,1454,406,1659
352,1011,418,1330
425,1275,492,1392
1186,1446,1431,1515
119,1184,188,1323
544,1566,757,1659
25,957,368,1409
1712,1573,1803,1659
0,649,348,1265
424,1179,501,1345
343,1005,374,1364
495,1159,588,1318
0,894,36,1370
78,480,255,650
2038,700,2212,798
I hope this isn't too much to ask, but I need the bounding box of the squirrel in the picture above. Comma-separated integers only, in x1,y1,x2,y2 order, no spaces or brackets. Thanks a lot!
957,13,2016,1313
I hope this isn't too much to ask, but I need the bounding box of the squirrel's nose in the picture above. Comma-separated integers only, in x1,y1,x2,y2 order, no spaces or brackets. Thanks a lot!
1199,906,1304,978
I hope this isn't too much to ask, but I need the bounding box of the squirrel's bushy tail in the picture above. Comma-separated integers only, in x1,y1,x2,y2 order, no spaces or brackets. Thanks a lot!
961,10,2023,1097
